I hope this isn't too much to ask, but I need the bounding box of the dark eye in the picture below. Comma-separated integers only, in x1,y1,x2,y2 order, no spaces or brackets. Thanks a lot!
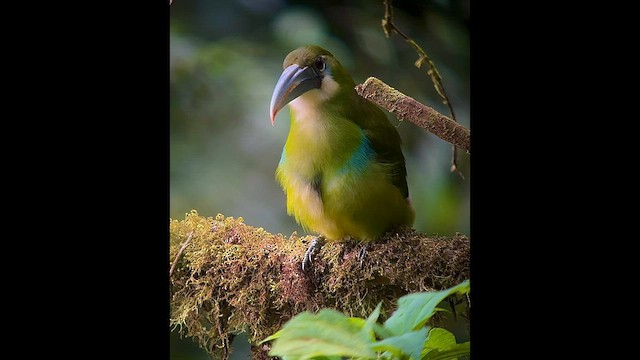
314,57,325,72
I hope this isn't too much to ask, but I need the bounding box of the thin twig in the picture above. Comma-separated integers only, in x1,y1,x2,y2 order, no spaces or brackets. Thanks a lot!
169,231,193,277
382,0,466,178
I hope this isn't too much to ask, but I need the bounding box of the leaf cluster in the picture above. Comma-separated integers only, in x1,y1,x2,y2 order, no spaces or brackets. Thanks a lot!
263,281,470,360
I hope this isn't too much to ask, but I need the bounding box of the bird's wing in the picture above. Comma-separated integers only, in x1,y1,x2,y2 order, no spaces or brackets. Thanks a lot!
352,96,410,199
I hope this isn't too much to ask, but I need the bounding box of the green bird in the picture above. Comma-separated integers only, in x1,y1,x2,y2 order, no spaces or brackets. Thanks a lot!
269,45,415,270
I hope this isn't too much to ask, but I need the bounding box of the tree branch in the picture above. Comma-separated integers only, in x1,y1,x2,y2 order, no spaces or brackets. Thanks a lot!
170,211,470,359
356,77,470,153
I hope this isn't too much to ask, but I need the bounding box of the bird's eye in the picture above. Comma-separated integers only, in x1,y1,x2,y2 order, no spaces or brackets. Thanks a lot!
315,57,325,72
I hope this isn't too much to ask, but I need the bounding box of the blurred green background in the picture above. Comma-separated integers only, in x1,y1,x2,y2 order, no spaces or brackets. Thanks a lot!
170,0,469,358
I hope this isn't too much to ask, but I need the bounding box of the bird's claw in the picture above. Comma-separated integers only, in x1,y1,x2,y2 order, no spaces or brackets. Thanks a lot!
302,236,326,272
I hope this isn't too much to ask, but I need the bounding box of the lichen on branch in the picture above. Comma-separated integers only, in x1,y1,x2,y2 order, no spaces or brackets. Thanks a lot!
170,210,470,359
356,77,470,153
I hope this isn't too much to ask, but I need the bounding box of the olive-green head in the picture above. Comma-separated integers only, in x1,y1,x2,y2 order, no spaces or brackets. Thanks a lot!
269,45,354,124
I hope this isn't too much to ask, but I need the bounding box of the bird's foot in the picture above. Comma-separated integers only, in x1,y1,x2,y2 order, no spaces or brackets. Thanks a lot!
358,243,369,269
302,236,326,272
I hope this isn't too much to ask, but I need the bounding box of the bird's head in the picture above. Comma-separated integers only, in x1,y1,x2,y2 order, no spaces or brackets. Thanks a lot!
269,45,355,125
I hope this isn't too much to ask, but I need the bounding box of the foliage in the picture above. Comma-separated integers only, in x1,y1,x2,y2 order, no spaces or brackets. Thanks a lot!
263,280,470,360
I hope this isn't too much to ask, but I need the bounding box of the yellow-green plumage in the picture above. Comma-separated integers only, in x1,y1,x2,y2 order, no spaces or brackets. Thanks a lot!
271,45,414,242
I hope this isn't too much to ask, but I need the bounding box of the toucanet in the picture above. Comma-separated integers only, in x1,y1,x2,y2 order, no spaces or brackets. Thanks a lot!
269,45,415,270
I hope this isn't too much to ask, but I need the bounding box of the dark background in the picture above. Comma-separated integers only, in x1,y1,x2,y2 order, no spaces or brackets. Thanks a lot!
170,0,469,358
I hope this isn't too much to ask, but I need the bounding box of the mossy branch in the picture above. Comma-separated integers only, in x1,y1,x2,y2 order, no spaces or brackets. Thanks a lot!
170,211,470,359
355,77,470,153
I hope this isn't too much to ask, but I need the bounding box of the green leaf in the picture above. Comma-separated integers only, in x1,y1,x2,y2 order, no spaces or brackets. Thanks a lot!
422,328,469,360
260,329,283,344
422,342,470,360
422,328,456,354
384,280,470,336
433,307,451,314
347,316,367,329
363,302,382,341
372,322,393,339
373,327,428,360
267,309,377,360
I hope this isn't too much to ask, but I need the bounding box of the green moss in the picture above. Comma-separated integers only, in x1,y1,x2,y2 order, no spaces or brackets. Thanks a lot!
170,211,470,359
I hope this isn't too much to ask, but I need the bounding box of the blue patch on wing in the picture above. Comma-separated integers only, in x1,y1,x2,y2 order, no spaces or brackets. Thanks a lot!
339,132,374,176
279,148,286,166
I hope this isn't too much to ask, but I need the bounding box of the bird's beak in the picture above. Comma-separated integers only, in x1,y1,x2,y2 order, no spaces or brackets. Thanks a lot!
269,64,322,125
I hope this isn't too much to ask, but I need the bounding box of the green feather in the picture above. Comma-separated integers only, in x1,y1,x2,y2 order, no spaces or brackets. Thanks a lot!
350,93,410,200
